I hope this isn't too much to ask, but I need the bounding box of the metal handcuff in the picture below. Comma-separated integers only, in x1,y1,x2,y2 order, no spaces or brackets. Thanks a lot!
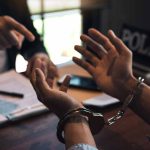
57,77,144,143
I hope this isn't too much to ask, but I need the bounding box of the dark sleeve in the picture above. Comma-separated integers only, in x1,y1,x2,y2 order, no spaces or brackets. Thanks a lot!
0,0,48,60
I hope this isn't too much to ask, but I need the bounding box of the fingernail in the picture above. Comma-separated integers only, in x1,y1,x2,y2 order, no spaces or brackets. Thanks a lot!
80,34,85,40
109,30,116,38
29,35,35,42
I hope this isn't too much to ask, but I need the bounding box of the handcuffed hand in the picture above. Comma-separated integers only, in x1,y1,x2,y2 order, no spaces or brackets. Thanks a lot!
73,28,137,101
30,59,83,119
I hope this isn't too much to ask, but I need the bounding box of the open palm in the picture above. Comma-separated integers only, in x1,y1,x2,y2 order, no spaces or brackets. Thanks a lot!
30,66,83,119
73,29,134,101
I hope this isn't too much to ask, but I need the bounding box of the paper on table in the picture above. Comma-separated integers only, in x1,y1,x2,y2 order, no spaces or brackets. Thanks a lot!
7,103,48,121
0,99,17,115
0,70,48,123
83,93,120,108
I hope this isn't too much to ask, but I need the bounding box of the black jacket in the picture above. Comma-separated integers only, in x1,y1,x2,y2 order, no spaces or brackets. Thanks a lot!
0,0,47,69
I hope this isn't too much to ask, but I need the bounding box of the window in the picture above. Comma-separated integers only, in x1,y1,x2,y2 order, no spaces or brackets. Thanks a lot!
28,0,81,14
27,0,82,64
16,0,82,72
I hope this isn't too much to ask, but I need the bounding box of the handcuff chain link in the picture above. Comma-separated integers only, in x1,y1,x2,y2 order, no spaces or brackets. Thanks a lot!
106,77,144,126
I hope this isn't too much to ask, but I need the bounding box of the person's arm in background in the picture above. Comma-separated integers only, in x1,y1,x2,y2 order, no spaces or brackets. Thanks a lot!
73,28,150,124
30,59,98,150
0,0,58,78
0,16,35,50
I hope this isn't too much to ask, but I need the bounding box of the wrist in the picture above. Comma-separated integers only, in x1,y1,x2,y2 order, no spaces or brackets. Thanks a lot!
54,103,84,119
64,115,96,149
119,75,138,102
64,114,89,131
57,113,89,144
57,108,104,143
63,114,97,149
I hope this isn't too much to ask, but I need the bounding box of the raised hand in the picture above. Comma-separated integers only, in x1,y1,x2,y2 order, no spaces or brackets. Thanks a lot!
73,28,137,101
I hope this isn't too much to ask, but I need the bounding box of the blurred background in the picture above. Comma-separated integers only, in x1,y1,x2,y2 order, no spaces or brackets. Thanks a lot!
17,0,150,83
18,0,107,66
26,0,82,65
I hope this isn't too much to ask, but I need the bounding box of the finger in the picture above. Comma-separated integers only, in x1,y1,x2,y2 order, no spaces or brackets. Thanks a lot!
0,29,18,48
46,78,54,88
27,56,48,78
30,68,45,101
72,57,95,76
47,65,58,80
10,30,24,49
9,30,21,48
46,64,59,88
41,61,48,79
1,29,22,48
88,28,115,52
26,60,33,77
18,36,24,49
6,17,35,41
74,45,99,66
80,34,107,58
48,60,59,77
34,58,43,69
0,32,12,49
29,59,41,86
59,75,71,92
35,68,50,94
108,30,130,55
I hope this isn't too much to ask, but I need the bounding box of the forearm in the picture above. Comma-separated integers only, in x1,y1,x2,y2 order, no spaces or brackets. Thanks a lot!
121,76,150,124
130,82,150,124
64,116,97,149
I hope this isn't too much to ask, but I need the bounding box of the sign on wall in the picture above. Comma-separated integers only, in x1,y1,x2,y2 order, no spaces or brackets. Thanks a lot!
120,24,150,68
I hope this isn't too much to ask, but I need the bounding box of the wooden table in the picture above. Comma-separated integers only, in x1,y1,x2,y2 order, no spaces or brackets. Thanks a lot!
0,62,150,150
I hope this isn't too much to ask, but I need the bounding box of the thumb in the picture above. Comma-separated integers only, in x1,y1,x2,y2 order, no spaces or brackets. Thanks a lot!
59,75,71,92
